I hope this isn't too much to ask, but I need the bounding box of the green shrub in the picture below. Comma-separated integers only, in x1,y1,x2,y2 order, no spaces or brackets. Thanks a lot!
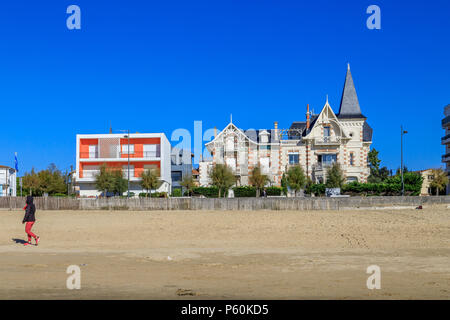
306,183,326,196
172,188,182,197
233,186,256,197
266,186,282,196
139,192,149,198
192,186,220,198
52,193,68,197
151,192,168,198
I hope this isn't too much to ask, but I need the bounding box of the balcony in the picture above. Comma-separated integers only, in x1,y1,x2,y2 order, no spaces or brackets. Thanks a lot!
314,137,341,145
442,134,450,145
80,151,160,160
442,153,450,163
442,116,450,127
312,162,334,172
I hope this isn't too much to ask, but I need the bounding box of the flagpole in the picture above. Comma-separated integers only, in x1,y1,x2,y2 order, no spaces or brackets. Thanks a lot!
15,152,19,197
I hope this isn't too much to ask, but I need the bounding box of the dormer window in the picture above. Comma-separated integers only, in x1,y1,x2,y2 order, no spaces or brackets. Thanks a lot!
323,126,331,137
259,130,269,144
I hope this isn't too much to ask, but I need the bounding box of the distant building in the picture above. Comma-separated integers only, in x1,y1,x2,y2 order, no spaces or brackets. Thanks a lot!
415,169,434,196
192,168,200,187
0,165,17,197
75,133,171,197
442,104,450,194
199,65,373,187
199,159,213,186
171,147,193,195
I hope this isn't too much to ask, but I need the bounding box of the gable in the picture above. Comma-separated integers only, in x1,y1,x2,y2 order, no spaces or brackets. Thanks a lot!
306,101,348,139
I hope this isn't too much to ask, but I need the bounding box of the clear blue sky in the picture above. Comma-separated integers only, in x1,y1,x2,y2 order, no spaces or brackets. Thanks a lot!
1,0,449,174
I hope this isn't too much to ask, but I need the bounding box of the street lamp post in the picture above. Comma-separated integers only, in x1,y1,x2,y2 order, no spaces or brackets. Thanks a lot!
400,125,408,196
119,129,131,198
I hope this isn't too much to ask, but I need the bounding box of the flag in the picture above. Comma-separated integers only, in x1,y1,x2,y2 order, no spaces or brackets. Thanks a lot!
14,152,18,173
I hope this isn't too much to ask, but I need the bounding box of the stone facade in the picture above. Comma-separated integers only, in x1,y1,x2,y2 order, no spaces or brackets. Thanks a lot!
199,65,373,186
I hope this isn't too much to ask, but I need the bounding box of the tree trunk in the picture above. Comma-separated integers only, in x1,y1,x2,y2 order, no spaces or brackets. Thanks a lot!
437,188,439,196
218,188,221,198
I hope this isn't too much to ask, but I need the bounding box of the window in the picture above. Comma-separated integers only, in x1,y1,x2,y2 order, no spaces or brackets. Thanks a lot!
349,153,355,166
347,176,358,183
88,145,98,158
122,165,135,178
122,144,135,154
144,144,158,157
289,153,299,165
83,165,100,178
324,126,331,137
172,171,182,182
143,164,158,174
318,154,337,166
259,145,271,150
171,155,177,165
428,175,434,180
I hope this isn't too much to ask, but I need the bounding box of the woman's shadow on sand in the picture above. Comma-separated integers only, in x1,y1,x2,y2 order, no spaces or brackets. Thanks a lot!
12,238,28,245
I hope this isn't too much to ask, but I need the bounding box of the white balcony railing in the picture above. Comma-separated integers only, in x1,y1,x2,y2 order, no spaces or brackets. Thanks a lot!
314,137,341,145
80,151,160,159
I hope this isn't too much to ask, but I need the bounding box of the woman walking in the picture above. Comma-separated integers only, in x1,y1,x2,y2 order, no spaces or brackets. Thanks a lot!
23,196,39,246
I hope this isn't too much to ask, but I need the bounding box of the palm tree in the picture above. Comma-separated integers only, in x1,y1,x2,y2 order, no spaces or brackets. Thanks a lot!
180,175,196,196
209,164,236,198
429,168,449,196
140,168,161,197
249,166,269,197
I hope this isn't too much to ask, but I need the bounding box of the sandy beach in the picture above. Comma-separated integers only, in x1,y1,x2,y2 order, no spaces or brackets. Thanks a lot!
1,206,449,299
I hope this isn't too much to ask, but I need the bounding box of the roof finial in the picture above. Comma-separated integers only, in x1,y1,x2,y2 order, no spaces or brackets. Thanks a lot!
326,94,329,104
230,113,233,123
347,62,350,71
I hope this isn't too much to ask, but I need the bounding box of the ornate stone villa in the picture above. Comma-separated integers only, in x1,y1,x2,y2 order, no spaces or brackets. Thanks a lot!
199,65,373,187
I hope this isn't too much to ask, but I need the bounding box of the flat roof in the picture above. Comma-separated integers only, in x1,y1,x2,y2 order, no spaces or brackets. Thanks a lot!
77,133,166,139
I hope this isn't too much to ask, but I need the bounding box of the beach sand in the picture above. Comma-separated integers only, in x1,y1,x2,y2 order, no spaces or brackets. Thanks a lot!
1,206,449,299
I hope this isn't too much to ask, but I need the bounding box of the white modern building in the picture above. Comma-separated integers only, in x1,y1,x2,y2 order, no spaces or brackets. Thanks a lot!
75,133,172,197
0,165,17,197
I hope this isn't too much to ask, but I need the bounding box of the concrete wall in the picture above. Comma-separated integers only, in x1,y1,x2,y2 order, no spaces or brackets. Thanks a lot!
1,196,449,211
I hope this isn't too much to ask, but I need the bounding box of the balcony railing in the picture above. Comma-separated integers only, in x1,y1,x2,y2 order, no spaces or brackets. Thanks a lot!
442,153,450,163
442,134,450,144
312,162,334,171
80,151,160,159
314,137,341,145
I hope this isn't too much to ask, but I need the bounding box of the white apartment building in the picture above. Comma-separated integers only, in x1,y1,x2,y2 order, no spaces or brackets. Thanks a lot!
0,165,17,197
75,133,172,197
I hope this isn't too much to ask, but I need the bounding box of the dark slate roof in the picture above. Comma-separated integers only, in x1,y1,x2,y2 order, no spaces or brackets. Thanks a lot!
363,121,373,142
289,121,306,130
288,115,319,139
337,65,366,119
244,129,273,143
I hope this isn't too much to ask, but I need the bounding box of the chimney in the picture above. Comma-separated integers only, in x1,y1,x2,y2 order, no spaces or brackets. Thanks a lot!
274,121,279,140
214,126,217,138
306,104,310,130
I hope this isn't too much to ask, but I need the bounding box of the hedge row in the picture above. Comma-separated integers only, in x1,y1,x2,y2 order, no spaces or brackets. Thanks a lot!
190,186,283,198
306,182,421,197
138,192,168,198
